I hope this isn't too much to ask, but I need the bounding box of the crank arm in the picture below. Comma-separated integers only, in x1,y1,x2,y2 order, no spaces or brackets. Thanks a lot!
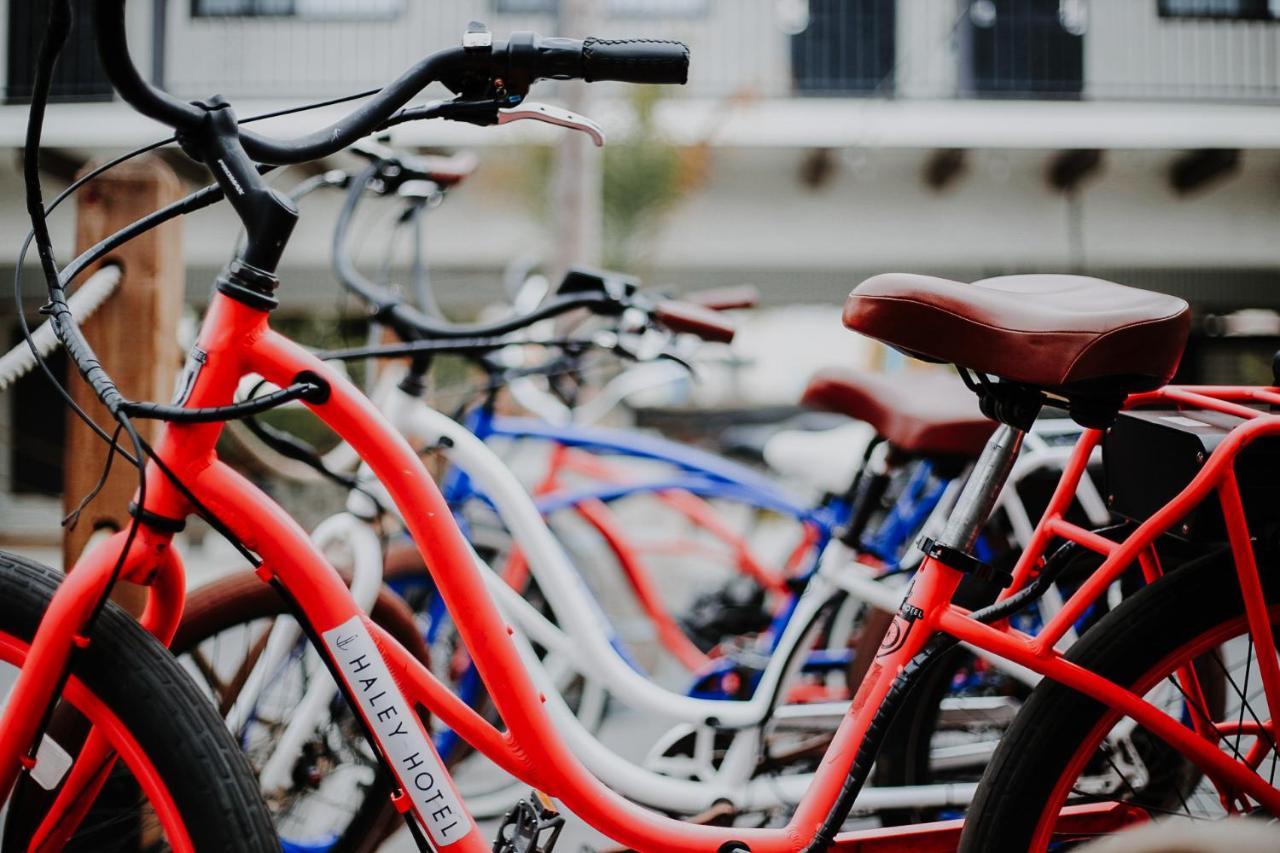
498,102,606,147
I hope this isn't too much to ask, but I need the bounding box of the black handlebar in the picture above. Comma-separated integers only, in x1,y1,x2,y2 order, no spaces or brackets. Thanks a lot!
95,1,688,167
94,1,205,131
97,0,465,165
333,162,624,341
348,140,478,190
330,156,733,349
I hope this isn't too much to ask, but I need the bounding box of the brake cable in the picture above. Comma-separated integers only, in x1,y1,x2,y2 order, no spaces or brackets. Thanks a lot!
17,3,400,613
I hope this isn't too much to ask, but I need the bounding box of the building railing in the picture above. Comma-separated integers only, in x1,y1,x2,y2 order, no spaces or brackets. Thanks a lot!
5,0,1279,105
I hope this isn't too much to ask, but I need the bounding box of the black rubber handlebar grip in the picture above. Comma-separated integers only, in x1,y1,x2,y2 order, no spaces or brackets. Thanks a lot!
581,38,689,85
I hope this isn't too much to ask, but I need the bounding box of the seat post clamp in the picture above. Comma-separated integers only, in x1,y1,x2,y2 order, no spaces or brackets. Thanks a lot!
917,536,1011,588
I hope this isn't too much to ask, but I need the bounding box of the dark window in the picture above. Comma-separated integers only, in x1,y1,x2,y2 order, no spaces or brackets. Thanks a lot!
7,0,113,104
967,0,1085,98
1158,0,1280,20
791,0,897,95
8,326,67,496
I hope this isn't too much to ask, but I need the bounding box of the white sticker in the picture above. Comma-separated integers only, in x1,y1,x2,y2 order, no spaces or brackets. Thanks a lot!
30,734,72,791
323,616,468,846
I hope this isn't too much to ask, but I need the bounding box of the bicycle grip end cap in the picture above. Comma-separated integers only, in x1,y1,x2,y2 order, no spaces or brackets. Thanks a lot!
582,38,689,85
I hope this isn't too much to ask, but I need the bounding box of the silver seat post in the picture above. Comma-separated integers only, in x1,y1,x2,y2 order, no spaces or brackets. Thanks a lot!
935,423,1025,554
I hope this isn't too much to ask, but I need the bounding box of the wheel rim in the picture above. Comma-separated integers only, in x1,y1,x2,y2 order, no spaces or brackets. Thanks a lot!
0,631,196,852
1030,606,1277,850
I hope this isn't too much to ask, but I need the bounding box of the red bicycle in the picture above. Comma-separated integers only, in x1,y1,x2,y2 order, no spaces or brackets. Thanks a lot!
5,3,1279,850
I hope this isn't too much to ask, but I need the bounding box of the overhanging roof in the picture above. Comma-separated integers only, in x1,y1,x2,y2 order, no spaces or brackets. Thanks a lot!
3,97,1278,151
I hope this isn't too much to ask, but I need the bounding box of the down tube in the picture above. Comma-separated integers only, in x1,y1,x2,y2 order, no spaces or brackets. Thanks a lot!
185,461,485,852
246,330,839,852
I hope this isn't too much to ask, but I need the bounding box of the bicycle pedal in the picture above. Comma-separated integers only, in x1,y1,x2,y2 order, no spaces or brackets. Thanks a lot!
492,790,565,853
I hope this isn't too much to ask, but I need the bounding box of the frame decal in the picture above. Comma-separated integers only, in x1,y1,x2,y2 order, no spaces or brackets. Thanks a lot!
323,616,468,846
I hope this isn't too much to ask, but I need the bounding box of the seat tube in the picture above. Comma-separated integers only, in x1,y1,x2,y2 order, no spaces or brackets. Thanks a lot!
793,424,1027,836
935,422,1024,553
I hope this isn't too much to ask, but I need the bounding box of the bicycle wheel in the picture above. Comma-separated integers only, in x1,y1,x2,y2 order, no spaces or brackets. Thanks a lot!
172,571,430,853
0,551,277,852
872,548,1168,825
961,547,1272,852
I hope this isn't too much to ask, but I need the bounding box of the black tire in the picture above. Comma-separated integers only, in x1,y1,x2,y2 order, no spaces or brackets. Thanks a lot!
172,571,431,853
873,549,1139,825
0,551,277,852
960,548,1264,852
870,644,968,823
870,572,1005,824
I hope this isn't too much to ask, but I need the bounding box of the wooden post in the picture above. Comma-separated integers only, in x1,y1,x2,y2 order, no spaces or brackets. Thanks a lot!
63,155,184,571
550,0,603,279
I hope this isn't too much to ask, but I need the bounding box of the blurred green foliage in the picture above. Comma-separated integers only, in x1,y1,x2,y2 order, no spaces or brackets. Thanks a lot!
601,86,686,269
520,86,701,271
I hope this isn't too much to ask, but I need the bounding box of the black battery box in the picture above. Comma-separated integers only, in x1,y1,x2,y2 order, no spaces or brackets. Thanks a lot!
1102,406,1280,542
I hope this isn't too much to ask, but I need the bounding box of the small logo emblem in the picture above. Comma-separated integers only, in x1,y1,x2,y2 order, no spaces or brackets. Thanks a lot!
877,603,924,658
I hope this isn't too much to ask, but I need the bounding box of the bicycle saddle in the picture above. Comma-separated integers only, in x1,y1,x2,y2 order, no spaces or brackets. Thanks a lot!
843,273,1190,403
802,367,995,458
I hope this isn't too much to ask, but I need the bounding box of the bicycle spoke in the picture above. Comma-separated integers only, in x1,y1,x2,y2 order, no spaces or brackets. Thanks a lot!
1163,673,1250,768
1210,645,1280,763
1235,640,1254,758
185,647,226,700
1067,785,1208,821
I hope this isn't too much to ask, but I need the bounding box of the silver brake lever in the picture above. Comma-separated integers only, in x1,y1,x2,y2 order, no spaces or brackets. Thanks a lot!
497,102,606,147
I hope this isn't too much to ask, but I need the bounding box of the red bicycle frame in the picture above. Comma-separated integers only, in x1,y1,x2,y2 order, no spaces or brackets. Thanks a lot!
2,288,1279,851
